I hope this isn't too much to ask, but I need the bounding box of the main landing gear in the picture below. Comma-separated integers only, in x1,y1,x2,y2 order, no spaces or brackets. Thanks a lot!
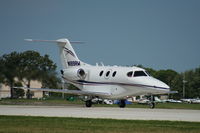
85,97,155,108
118,99,126,108
85,97,103,107
85,100,92,107
85,98,127,108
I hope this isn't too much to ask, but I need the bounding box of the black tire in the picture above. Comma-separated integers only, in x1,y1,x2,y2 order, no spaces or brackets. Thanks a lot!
118,100,126,108
85,100,92,107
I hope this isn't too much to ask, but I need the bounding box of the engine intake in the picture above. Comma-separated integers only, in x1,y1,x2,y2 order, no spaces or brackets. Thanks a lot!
77,68,86,79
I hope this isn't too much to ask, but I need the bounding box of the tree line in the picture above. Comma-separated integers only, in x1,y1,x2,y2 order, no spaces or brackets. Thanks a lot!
0,51,60,98
137,65,200,99
0,51,199,99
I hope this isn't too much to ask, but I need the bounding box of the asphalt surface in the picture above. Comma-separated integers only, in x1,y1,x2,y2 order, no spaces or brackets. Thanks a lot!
0,105,200,122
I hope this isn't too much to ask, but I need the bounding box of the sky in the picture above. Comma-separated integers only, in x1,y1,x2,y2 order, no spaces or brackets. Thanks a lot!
0,0,200,73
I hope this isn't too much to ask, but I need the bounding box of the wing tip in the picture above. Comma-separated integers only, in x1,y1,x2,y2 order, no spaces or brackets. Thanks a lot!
24,39,33,42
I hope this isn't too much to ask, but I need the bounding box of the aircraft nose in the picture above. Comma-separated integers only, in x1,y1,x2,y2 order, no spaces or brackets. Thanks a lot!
156,80,170,89
148,77,170,90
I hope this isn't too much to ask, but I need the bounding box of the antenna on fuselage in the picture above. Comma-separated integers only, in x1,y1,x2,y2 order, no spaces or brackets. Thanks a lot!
100,62,104,66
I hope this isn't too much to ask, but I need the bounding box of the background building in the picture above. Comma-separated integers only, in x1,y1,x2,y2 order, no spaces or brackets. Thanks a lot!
0,80,43,99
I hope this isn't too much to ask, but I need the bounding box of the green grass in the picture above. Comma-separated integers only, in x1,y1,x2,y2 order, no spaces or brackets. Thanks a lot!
0,115,200,133
153,103,200,110
126,103,200,110
1,98,200,110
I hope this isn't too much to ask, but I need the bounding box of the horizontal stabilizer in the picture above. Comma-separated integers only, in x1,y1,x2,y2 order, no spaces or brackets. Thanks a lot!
24,39,57,43
24,39,84,44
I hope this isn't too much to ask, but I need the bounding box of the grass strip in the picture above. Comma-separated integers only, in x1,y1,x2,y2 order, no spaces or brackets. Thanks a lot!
0,115,200,133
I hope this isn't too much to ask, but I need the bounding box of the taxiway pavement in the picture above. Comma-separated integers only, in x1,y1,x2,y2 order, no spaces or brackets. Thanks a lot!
0,105,200,122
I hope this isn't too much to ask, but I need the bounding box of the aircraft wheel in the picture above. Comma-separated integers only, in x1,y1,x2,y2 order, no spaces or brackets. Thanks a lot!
119,100,126,108
85,100,92,107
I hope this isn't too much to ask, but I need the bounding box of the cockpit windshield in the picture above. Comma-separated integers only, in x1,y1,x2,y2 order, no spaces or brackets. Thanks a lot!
145,71,151,76
127,70,148,77
133,71,147,77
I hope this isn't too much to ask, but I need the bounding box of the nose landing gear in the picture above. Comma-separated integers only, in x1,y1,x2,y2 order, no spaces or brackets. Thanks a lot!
148,95,155,109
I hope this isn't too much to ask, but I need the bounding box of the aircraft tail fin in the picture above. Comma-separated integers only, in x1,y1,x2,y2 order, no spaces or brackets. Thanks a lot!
25,38,86,69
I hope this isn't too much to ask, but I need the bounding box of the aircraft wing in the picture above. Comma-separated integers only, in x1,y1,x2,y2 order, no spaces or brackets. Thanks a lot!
167,91,178,94
14,87,111,97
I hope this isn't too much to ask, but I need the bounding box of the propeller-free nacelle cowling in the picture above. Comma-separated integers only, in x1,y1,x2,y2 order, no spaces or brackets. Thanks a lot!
77,68,86,80
63,68,87,80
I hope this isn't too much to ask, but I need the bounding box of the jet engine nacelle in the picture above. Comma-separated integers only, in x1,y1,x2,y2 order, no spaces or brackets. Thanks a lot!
77,68,86,79
63,68,87,80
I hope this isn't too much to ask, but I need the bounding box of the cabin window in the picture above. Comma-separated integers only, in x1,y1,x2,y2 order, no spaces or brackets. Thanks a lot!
112,71,117,77
127,71,133,77
134,71,147,77
99,71,104,76
106,71,110,77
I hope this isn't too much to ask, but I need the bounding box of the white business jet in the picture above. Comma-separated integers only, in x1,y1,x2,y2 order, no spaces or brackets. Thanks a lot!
24,38,172,108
